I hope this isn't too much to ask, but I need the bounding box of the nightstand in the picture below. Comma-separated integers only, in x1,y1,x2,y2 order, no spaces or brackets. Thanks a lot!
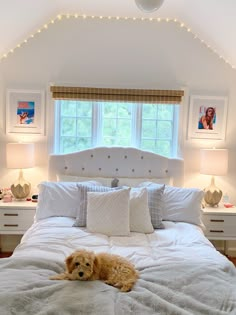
0,200,36,251
201,206,236,254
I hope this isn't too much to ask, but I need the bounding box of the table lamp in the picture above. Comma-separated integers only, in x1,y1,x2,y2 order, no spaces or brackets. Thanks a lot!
6,143,35,200
200,148,228,207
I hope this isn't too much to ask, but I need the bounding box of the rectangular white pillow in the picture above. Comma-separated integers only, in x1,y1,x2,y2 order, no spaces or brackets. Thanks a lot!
57,174,111,186
130,187,154,233
162,185,204,226
35,181,80,221
86,188,130,236
137,182,165,229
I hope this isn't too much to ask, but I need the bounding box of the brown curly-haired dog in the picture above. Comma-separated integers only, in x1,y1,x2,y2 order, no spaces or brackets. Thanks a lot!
50,249,138,292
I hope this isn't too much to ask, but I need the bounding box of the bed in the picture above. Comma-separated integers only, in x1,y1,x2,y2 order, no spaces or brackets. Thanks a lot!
0,147,236,315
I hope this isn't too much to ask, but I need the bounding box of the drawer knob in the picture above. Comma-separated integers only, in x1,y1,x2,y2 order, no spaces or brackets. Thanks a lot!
4,224,19,227
209,229,224,233
210,219,224,222
4,213,18,216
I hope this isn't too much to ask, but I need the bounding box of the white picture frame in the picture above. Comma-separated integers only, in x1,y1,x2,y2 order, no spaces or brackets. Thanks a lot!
187,95,228,140
6,89,45,135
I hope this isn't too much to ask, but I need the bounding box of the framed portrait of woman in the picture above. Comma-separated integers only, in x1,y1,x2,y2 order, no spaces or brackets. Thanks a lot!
187,95,228,140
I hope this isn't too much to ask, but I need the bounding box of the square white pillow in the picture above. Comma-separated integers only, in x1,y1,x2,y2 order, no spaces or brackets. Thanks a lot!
35,181,80,221
130,188,154,233
86,188,130,236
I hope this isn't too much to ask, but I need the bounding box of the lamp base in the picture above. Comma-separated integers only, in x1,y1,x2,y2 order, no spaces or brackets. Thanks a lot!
10,169,31,200
203,176,222,207
11,183,31,200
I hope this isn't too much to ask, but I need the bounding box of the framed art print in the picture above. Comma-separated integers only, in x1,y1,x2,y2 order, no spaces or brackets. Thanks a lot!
187,95,228,140
6,89,45,135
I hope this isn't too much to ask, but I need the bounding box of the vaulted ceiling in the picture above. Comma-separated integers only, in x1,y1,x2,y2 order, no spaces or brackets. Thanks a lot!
1,0,235,68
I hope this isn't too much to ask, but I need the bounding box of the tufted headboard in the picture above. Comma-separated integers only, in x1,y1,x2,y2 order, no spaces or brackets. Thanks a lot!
48,147,184,187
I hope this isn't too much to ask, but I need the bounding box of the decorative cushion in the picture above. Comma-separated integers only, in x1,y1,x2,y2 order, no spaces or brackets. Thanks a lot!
86,188,130,236
35,181,80,221
73,184,122,227
138,182,165,229
130,187,154,233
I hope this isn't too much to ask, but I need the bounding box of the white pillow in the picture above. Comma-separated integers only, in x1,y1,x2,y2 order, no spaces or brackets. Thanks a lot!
57,174,110,186
112,177,171,187
162,186,204,226
130,188,154,233
86,188,130,236
35,181,80,221
137,182,165,229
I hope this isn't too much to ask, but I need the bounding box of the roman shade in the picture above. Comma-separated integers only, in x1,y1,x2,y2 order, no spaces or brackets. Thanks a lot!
50,86,184,104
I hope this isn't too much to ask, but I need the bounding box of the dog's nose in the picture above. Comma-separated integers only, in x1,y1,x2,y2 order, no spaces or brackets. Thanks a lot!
79,272,84,277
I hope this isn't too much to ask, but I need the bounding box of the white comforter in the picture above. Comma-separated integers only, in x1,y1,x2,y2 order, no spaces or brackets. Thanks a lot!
1,217,236,315
14,217,227,269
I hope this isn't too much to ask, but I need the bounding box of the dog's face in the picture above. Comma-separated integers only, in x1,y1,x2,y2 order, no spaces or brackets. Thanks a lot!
65,250,96,280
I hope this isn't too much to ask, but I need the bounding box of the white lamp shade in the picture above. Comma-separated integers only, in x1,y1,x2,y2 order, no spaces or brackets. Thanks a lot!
7,143,35,169
135,0,164,12
200,149,228,176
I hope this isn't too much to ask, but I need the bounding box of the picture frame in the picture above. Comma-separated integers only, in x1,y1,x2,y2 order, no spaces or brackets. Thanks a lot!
187,95,228,140
6,89,45,135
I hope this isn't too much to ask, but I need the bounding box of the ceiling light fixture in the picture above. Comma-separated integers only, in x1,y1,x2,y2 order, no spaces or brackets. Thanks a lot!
135,0,164,13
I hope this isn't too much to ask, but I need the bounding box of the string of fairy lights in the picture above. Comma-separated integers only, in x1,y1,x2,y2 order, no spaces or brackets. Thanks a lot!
0,13,234,70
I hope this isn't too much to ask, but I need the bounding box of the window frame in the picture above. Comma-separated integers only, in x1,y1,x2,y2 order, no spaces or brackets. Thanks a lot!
54,100,180,157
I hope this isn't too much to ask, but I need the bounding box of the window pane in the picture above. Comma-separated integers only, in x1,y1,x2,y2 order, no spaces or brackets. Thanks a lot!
142,104,157,118
157,105,173,120
61,101,76,116
157,121,172,139
142,120,156,138
77,102,92,117
61,118,76,136
77,118,91,137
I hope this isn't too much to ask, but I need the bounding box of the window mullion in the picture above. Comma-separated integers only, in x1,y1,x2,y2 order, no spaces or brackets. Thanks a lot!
92,102,103,147
132,103,142,147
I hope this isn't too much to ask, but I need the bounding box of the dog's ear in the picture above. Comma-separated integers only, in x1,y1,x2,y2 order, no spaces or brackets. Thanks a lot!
92,255,100,278
65,253,75,273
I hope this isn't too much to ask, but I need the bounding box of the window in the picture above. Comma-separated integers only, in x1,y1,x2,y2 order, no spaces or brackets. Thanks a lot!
54,100,179,157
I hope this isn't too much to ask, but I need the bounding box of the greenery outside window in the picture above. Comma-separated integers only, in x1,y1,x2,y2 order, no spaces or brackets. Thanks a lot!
54,100,179,157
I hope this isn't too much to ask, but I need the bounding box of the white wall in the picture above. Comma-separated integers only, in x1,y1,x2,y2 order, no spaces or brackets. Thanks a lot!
0,17,236,252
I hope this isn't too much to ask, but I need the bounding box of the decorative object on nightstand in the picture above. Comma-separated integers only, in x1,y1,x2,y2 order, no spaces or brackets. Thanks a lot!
200,148,228,207
6,143,35,200
135,0,164,12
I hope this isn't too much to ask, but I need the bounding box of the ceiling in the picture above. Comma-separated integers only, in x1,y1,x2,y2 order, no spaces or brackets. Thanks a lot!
1,0,235,68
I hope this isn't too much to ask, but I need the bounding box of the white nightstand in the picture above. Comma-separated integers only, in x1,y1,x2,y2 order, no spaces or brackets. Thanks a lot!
201,206,236,254
0,200,36,251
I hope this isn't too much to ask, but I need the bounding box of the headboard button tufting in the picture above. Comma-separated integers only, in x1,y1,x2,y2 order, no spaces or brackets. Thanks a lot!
64,166,68,170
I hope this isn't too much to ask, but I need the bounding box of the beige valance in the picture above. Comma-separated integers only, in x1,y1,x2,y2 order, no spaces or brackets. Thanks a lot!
50,86,184,104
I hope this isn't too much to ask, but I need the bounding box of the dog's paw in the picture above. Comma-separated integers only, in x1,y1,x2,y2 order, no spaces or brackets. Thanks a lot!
49,273,71,280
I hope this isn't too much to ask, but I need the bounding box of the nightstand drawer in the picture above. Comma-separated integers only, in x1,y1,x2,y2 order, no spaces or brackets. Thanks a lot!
202,214,236,227
0,209,34,221
0,209,35,231
204,226,236,237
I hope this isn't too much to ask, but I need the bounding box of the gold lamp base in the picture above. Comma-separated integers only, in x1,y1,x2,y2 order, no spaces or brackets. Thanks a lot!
204,176,222,207
11,169,31,200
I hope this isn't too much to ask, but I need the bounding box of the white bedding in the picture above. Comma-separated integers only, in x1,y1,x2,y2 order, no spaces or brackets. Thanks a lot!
0,217,235,314
15,217,226,269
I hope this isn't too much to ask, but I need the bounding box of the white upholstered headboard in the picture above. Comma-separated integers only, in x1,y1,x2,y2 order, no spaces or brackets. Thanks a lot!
48,147,184,187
